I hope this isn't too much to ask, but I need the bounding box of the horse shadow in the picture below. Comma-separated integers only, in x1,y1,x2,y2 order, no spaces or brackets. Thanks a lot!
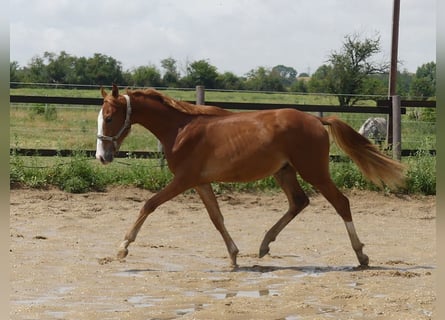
119,263,434,276
233,263,435,275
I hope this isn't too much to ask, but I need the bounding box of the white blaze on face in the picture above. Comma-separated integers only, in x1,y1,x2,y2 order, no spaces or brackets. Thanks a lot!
95,109,105,161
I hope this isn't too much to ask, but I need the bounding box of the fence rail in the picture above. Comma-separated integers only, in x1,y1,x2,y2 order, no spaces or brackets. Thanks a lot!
10,147,435,159
10,94,408,114
10,92,436,158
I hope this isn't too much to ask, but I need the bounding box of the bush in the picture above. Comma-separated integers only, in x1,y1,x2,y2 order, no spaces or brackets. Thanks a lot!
10,151,26,187
127,161,172,191
50,152,106,193
9,152,436,195
30,104,58,121
10,151,49,189
405,150,436,195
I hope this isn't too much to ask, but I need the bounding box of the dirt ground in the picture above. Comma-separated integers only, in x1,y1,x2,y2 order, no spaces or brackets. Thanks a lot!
10,186,435,319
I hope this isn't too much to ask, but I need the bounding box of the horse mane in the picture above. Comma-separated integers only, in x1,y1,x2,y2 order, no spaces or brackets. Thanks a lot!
128,88,232,116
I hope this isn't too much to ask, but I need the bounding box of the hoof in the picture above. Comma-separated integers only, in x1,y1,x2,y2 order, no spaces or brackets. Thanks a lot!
117,248,129,260
259,246,270,258
359,254,369,266
230,263,239,270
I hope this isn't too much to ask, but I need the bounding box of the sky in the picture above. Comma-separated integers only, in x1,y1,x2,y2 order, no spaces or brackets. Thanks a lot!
10,0,436,76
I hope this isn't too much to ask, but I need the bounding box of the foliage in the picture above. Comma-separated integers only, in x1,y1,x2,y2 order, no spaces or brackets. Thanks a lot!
244,66,285,92
308,33,388,106
405,149,436,195
11,42,435,101
330,161,378,191
308,65,333,94
161,57,180,87
10,150,435,196
410,62,436,99
182,59,219,89
130,65,163,87
29,104,57,121
13,51,125,85
49,151,107,193
217,72,245,90
271,65,298,87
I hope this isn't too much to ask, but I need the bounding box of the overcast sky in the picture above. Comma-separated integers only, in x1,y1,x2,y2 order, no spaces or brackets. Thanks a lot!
10,0,436,76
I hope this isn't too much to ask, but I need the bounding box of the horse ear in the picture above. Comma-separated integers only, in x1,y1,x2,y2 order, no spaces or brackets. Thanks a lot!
100,86,107,98
112,84,119,98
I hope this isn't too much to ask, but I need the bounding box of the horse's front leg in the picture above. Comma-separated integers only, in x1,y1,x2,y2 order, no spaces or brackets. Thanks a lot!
195,184,239,267
117,179,187,259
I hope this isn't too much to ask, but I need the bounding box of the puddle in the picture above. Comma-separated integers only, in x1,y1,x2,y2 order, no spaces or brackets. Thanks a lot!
206,288,279,299
110,263,402,319
176,304,206,316
44,311,68,319
318,305,341,314
55,286,75,294
114,269,147,277
126,295,163,308
14,286,75,306
422,309,433,317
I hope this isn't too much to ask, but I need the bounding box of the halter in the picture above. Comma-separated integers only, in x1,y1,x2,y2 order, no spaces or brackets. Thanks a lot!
97,94,132,150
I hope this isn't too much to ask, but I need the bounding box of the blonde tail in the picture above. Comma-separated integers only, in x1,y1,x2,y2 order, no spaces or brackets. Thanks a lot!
320,116,406,189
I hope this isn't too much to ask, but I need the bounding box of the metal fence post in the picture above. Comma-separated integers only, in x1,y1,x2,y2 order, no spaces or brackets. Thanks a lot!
392,95,401,160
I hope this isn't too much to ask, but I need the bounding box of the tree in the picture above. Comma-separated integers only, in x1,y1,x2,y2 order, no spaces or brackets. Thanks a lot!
396,69,413,97
307,64,332,93
24,55,49,83
131,65,162,87
271,65,297,87
44,51,77,84
182,59,219,88
290,79,308,93
244,66,285,92
10,61,21,84
161,57,180,87
217,72,244,90
72,56,90,84
322,33,388,106
85,53,124,85
410,62,436,99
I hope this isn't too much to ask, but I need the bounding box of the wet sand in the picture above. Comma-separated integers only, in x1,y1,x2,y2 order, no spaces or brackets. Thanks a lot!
10,187,435,319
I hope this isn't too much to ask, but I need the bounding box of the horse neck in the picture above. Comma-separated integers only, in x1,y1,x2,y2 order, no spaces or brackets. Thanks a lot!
131,96,193,151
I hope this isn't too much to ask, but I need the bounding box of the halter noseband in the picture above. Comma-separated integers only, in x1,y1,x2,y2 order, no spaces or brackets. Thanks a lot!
97,94,132,150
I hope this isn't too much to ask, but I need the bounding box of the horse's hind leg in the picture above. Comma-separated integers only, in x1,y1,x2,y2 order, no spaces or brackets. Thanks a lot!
312,179,369,266
259,164,309,258
195,184,239,267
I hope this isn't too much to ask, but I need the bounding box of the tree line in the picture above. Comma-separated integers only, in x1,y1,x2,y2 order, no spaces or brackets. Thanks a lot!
10,33,435,106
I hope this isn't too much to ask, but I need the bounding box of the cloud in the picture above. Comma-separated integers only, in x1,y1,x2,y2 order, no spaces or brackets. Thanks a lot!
10,0,435,75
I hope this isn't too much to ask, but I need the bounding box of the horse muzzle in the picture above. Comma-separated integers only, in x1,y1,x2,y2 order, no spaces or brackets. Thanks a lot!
97,152,114,164
96,138,116,164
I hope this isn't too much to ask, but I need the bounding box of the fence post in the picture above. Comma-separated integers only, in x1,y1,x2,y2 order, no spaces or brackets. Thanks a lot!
196,85,205,105
157,140,165,169
392,95,401,160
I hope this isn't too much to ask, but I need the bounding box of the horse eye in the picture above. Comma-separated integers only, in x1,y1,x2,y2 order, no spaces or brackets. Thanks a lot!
105,116,112,124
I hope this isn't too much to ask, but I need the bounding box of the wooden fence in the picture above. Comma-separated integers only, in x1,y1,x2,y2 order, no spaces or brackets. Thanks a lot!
10,87,436,159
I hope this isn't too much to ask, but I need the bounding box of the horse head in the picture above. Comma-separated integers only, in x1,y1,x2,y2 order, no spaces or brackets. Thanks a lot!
96,84,132,164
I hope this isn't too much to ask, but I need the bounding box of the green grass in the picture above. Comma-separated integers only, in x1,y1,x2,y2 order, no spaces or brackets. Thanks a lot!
10,87,435,195
10,88,435,151
9,151,435,195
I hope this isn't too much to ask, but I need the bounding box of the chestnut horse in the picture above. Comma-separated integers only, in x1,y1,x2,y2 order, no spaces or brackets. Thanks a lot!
96,84,405,267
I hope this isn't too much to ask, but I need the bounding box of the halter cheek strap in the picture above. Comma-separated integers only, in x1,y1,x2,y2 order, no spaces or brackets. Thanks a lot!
97,94,132,150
